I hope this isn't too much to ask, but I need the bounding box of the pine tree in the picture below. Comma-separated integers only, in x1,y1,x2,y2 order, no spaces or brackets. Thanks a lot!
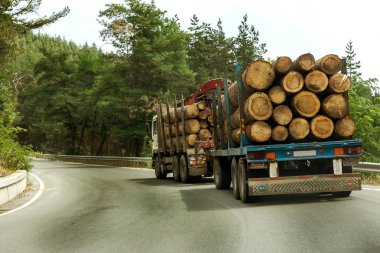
345,40,361,78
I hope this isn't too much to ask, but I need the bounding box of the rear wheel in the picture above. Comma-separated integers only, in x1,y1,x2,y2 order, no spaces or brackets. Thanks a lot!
238,158,250,203
180,155,189,183
155,156,167,179
231,157,240,200
172,155,181,182
333,165,352,197
213,157,231,190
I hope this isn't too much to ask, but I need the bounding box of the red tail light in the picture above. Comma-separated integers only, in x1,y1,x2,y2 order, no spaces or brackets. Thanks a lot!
248,152,265,160
344,147,362,154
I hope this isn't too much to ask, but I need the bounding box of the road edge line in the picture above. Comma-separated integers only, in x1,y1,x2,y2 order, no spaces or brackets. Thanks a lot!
0,172,45,217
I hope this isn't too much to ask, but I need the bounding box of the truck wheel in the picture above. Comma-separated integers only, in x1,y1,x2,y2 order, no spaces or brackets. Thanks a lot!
213,157,231,190
180,155,189,183
231,157,240,200
238,158,250,203
333,166,352,197
155,157,166,179
172,155,181,182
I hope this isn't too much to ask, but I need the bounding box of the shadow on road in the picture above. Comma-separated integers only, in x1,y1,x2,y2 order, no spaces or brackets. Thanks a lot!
128,177,214,187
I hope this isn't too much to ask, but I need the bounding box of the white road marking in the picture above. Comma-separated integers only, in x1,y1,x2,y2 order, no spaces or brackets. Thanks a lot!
362,187,380,192
0,172,45,217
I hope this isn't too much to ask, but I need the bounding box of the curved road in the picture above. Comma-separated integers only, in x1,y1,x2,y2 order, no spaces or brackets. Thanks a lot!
1,159,380,253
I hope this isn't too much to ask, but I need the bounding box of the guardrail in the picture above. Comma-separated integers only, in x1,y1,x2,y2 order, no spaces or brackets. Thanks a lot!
354,162,380,173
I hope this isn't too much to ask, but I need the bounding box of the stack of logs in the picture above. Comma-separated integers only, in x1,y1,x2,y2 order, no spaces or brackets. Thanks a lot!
222,53,356,144
162,101,213,150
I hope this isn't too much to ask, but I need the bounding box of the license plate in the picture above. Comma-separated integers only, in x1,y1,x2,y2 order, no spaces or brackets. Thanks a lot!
293,150,316,157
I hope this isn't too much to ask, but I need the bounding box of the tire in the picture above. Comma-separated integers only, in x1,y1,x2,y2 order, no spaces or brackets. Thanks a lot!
172,155,181,182
180,155,189,183
231,157,240,200
238,158,250,203
213,157,231,190
155,156,166,179
333,165,353,198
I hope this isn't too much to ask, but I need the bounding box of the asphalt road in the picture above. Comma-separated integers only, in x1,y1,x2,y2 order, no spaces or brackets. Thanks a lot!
1,159,380,253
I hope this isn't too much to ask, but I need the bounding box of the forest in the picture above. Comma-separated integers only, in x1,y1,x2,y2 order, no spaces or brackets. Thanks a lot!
0,0,379,173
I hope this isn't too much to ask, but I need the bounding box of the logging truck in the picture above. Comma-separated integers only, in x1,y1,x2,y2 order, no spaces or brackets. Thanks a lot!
152,53,362,203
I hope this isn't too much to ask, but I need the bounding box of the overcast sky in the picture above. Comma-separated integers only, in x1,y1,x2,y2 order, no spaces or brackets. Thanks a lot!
36,0,380,81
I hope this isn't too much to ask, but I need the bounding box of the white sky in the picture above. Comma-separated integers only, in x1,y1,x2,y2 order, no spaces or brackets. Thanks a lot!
37,0,380,81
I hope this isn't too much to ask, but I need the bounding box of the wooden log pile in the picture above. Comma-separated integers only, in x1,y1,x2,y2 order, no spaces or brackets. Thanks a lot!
162,101,213,151
223,53,356,145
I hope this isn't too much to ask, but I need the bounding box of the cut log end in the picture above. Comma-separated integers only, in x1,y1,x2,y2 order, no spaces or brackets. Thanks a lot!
198,129,212,140
289,118,310,140
186,134,199,146
246,121,272,142
292,91,321,118
293,53,315,72
310,115,334,139
316,54,342,75
335,117,356,137
273,56,292,74
244,92,273,121
231,128,241,144
185,119,201,134
271,125,289,141
197,101,206,110
243,60,275,91
281,71,304,93
268,86,286,104
273,105,293,125
329,73,351,93
322,94,348,119
305,70,328,93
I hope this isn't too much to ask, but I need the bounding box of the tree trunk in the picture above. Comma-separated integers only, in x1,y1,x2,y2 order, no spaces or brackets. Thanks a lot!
322,94,348,119
96,124,107,156
305,70,328,93
315,54,342,75
273,105,293,125
292,91,321,118
335,117,356,137
310,115,334,139
329,73,351,93
268,86,286,104
185,119,201,134
293,53,315,72
271,125,289,142
199,110,208,120
231,128,241,144
281,71,304,93
231,108,241,129
244,92,273,121
246,121,271,142
200,119,209,129
207,115,213,125
273,56,292,74
289,118,310,140
198,128,212,140
242,60,275,91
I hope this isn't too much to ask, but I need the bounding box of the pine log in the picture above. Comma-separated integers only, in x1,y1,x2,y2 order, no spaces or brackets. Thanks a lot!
273,56,293,75
200,119,209,129
186,134,199,146
176,103,199,119
271,125,289,142
322,94,348,119
246,121,272,143
197,101,207,110
335,117,356,137
281,71,304,93
172,122,184,135
329,73,351,93
207,115,213,126
289,118,310,140
292,91,321,118
185,119,201,134
171,137,183,151
231,108,241,129
268,86,286,104
315,54,342,75
310,115,334,139
231,128,241,144
293,53,315,72
305,70,328,93
198,128,212,140
228,81,253,108
199,110,208,120
162,108,176,123
273,105,293,125
243,60,275,91
244,92,273,121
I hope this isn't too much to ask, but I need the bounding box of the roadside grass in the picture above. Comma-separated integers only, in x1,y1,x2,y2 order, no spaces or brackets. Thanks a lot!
361,172,380,186
0,165,14,177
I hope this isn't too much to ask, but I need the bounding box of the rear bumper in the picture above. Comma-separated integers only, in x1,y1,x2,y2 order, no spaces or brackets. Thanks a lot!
248,173,361,196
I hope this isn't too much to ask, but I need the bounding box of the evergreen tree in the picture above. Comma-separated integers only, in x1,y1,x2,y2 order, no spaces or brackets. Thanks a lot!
345,40,361,78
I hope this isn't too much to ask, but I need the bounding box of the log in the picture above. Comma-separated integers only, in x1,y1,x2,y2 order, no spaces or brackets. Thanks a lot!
292,91,321,118
228,81,253,108
335,117,356,137
310,115,334,139
186,134,199,146
162,108,176,123
244,92,273,121
315,54,342,75
273,56,293,75
176,103,199,119
185,119,201,134
289,118,310,140
197,101,207,110
329,73,351,93
280,71,304,93
231,128,241,144
242,60,275,91
322,94,348,119
273,105,293,125
271,125,289,142
246,121,272,143
198,128,212,140
293,53,315,72
171,137,183,151
231,108,241,129
207,115,213,126
268,86,286,105
304,70,328,93
172,122,184,135
200,119,209,129
199,110,208,120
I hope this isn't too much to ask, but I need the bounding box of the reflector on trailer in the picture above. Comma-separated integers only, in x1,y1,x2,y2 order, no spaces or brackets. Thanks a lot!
334,147,344,155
